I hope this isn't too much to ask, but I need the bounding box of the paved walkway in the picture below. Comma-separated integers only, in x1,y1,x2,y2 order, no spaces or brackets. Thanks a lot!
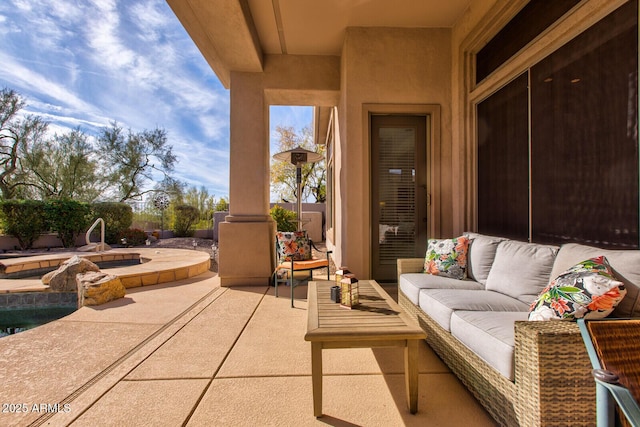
0,271,495,426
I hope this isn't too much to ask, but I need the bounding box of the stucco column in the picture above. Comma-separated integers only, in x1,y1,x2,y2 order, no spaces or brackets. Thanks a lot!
218,72,275,286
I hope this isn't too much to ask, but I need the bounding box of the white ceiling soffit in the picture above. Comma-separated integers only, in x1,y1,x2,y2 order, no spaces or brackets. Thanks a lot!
248,0,473,55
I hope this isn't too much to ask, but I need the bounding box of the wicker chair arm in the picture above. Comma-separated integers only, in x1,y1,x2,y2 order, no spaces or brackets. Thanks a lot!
513,320,595,425
397,258,424,277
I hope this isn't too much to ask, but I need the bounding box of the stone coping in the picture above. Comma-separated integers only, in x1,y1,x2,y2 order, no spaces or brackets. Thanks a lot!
0,248,211,293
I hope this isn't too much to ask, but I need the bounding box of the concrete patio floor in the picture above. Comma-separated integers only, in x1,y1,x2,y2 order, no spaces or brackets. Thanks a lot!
0,271,496,426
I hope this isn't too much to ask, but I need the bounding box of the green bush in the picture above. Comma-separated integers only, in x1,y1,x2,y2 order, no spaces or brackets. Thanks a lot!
44,199,91,248
90,202,133,244
118,228,147,247
173,204,200,237
270,205,297,232
0,200,48,250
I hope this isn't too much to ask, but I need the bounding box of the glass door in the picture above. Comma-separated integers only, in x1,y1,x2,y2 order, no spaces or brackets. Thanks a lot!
371,115,428,282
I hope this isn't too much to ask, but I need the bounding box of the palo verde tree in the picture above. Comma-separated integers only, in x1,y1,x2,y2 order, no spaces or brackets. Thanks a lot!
270,125,326,203
22,128,104,201
0,88,179,204
97,121,177,202
0,88,48,199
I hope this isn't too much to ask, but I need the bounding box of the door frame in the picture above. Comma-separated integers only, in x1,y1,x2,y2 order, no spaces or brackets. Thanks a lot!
362,103,441,279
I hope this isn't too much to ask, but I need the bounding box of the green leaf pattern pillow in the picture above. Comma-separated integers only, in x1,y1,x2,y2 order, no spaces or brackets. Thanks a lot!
528,256,626,321
424,236,469,280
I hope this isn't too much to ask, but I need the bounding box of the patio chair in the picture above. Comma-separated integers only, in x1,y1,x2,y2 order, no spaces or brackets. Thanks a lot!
273,231,332,308
578,318,640,427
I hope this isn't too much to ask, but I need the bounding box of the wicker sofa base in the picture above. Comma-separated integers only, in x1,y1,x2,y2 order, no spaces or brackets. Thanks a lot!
399,290,596,426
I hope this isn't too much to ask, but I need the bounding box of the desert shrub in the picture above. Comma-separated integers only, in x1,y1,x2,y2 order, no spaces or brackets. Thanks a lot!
118,228,147,246
270,205,297,232
0,200,48,249
90,202,133,244
44,199,91,248
173,204,200,237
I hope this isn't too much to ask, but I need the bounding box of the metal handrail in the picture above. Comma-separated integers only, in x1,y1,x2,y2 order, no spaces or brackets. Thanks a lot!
85,218,105,251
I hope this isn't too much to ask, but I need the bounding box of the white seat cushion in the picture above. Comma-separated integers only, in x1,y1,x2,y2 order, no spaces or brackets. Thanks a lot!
450,311,529,380
418,289,530,331
399,273,483,305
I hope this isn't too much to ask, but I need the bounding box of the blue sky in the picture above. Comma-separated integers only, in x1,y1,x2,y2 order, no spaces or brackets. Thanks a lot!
0,0,312,201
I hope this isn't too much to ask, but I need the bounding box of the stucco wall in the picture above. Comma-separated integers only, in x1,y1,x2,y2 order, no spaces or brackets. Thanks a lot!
336,27,453,279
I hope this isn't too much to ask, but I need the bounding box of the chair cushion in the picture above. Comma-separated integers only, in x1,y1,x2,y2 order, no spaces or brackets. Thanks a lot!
424,236,469,280
277,258,329,271
276,231,311,261
551,243,640,318
399,273,483,305
464,232,506,284
485,240,558,304
451,311,529,380
418,289,530,331
529,256,626,321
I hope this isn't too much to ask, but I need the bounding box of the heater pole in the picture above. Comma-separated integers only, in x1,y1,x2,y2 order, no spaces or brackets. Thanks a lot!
296,166,302,231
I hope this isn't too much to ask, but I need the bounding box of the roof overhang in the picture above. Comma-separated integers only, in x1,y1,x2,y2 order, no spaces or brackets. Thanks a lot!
166,0,264,88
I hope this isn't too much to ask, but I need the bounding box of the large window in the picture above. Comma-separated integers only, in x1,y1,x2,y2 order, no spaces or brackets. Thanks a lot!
476,0,580,83
477,0,638,248
477,73,529,241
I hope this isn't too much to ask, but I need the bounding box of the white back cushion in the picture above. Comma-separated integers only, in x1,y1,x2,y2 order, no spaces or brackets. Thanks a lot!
485,240,558,303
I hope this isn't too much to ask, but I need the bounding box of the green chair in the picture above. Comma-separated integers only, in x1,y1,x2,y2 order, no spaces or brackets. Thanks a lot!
273,231,332,308
578,318,640,427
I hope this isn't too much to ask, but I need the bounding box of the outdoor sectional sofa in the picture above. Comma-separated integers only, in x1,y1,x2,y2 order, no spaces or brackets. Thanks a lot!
398,232,640,426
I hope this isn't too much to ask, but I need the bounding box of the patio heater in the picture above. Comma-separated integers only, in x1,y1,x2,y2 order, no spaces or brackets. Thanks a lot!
272,146,323,231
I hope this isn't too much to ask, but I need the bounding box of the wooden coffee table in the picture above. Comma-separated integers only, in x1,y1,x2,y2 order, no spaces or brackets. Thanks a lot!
304,280,426,417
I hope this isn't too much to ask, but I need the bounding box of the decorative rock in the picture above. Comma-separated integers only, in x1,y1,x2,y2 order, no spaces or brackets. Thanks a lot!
43,256,100,291
76,271,126,307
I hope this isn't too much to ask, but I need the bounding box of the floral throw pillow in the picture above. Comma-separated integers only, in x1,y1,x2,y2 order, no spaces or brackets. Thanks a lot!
528,256,626,321
424,236,469,280
276,231,311,261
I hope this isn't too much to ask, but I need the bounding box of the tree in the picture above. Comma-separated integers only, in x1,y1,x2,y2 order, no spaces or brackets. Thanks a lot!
183,185,214,216
22,128,104,201
214,196,229,212
182,185,215,228
0,88,48,199
270,125,326,203
97,122,177,202
173,204,199,237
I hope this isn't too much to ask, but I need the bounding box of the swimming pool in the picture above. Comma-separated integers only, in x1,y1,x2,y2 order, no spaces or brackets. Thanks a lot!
0,305,76,337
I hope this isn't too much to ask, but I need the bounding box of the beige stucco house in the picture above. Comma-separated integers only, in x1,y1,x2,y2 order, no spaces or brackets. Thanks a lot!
167,0,638,285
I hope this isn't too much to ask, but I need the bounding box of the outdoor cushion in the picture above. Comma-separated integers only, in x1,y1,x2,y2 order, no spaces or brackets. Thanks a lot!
551,243,640,318
418,289,530,331
529,256,626,321
399,273,483,305
276,231,311,261
424,236,469,280
451,311,529,380
485,240,558,304
464,232,505,284
276,258,329,272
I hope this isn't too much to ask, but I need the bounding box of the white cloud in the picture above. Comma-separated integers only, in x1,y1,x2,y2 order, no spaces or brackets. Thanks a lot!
0,51,99,116
0,0,234,198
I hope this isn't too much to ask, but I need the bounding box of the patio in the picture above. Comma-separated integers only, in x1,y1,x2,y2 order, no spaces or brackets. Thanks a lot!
0,270,495,426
